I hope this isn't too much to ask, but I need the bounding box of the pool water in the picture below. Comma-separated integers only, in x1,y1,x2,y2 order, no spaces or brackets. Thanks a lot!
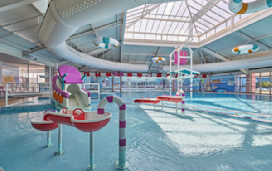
1,92,272,171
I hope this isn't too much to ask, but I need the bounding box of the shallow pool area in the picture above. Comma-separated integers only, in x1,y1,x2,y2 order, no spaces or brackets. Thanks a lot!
1,92,272,171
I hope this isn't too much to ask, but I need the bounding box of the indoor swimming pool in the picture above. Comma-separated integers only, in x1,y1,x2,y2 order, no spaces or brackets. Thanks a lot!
1,92,272,171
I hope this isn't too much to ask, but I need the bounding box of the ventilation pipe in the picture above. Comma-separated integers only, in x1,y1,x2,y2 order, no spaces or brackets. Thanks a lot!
39,0,272,73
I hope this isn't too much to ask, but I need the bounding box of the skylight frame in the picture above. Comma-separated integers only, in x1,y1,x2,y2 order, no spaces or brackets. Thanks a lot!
124,0,255,44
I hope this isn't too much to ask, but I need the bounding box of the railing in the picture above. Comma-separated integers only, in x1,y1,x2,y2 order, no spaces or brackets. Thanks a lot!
121,84,170,92
83,83,100,99
4,83,50,107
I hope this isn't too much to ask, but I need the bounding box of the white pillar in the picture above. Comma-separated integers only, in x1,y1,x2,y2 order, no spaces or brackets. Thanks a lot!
5,83,8,107
49,66,52,98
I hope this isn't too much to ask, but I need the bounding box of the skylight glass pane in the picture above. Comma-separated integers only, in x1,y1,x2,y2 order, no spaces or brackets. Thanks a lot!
170,2,181,15
140,19,148,32
212,6,231,18
188,6,198,15
173,23,183,34
179,23,189,34
145,34,155,40
198,18,213,28
151,20,160,33
150,7,159,14
157,21,166,33
202,15,218,25
168,36,177,41
164,2,174,15
195,22,208,31
168,22,178,34
157,3,167,15
162,21,172,34
188,1,202,10
176,4,187,16
206,11,224,22
178,36,187,42
134,34,144,39
134,21,141,32
146,20,155,33
124,33,133,39
216,23,226,32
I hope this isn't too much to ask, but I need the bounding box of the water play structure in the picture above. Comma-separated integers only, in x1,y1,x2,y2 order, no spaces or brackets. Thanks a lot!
232,44,259,54
31,65,128,170
52,65,91,109
168,44,200,98
134,90,185,114
228,0,272,14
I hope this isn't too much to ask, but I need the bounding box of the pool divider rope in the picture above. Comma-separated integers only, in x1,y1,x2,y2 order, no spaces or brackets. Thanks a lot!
97,96,128,169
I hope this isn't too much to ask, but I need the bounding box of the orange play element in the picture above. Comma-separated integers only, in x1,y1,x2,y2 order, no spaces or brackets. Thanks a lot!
156,61,159,63
237,3,248,14
56,93,60,101
58,95,63,103
158,57,162,61
248,49,252,53
233,47,239,52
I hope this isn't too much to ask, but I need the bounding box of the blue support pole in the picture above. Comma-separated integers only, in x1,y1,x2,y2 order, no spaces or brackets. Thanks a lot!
45,131,53,148
55,123,63,155
88,132,96,170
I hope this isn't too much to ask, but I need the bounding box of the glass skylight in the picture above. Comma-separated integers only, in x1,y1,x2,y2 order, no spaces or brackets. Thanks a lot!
124,0,252,43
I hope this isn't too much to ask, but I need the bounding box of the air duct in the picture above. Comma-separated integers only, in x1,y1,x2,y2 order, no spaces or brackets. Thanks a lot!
39,0,272,73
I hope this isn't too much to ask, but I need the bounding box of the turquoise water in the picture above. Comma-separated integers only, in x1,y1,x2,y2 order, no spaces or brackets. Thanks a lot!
1,92,272,170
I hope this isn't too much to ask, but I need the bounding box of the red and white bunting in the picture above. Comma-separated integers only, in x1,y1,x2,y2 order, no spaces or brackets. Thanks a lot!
81,72,201,78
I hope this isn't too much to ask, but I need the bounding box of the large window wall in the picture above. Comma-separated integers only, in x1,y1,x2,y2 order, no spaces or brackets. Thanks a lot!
236,72,272,94
0,62,48,96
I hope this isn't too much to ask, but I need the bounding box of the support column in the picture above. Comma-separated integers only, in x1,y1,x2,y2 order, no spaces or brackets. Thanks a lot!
190,77,193,98
120,77,122,93
246,73,256,93
49,66,52,97
27,62,30,92
88,132,96,170
206,74,211,91
55,123,63,155
112,76,115,92
0,61,2,85
45,131,53,148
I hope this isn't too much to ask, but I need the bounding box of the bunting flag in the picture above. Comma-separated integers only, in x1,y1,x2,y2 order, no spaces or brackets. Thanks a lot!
81,72,205,78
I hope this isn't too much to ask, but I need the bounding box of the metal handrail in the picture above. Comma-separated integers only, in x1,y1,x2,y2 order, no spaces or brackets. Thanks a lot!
5,82,50,107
